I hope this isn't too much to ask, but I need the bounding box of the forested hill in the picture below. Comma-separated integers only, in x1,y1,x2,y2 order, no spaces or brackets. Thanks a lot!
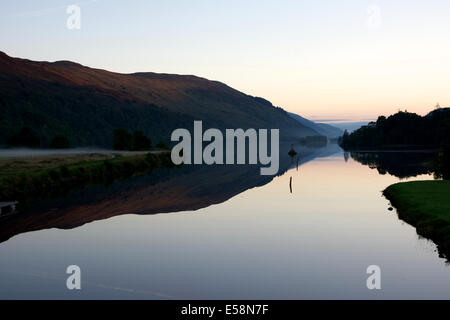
0,51,318,148
340,108,450,150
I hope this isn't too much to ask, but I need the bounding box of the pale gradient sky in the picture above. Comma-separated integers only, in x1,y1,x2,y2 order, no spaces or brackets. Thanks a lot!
1,0,450,120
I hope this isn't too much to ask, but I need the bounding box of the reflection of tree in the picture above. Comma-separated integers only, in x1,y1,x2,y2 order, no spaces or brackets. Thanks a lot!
0,145,334,244
350,152,437,179
344,152,349,162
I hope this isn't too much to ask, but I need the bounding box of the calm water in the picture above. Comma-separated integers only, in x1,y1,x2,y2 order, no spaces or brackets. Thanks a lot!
0,147,449,299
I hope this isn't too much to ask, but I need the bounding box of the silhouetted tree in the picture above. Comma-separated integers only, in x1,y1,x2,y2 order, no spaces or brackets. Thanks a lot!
49,134,70,149
132,131,151,151
8,126,40,148
156,140,169,150
339,130,350,148
376,116,386,126
113,128,132,150
344,152,349,162
440,119,450,179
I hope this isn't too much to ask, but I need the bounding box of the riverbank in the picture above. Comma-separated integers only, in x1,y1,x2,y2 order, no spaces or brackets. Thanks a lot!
0,150,159,176
0,151,175,203
384,180,450,258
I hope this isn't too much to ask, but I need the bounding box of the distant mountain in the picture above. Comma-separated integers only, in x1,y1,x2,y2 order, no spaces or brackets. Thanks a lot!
0,51,318,147
287,112,343,138
323,121,369,133
316,123,344,138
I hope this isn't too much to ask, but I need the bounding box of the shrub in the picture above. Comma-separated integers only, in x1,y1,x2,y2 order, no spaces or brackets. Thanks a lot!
113,128,132,150
132,131,151,151
156,140,169,150
7,126,40,148
49,134,70,149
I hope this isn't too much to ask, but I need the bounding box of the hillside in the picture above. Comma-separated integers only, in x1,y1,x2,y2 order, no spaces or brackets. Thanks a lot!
0,51,318,147
287,112,343,138
340,108,450,150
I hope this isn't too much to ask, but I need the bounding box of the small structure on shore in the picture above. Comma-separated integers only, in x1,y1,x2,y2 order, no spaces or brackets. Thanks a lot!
0,202,18,217
288,145,297,157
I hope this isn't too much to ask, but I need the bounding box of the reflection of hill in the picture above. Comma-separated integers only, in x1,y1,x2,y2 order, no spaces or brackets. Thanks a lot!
0,145,330,243
288,143,342,170
299,136,328,148
350,151,437,179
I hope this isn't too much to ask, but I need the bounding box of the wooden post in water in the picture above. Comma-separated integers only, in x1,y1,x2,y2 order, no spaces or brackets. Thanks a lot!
289,177,292,194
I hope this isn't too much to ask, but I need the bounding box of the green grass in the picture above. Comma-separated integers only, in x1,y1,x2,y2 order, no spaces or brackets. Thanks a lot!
0,152,176,202
0,151,154,177
384,180,450,257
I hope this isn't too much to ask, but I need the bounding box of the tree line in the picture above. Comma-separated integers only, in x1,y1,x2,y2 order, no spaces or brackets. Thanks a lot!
113,128,169,151
340,109,450,150
339,108,450,179
5,126,169,151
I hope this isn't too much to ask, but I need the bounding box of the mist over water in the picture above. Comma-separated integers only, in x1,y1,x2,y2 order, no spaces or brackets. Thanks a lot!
0,148,115,158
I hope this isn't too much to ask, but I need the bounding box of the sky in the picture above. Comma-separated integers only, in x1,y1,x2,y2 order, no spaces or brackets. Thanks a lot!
1,0,450,121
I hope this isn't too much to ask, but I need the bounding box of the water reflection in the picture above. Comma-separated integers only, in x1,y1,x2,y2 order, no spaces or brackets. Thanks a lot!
289,177,292,194
1,148,450,299
349,151,438,179
0,144,341,244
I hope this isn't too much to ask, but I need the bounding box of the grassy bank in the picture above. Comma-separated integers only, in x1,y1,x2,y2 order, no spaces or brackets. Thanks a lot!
0,151,154,176
384,180,450,258
0,152,176,202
